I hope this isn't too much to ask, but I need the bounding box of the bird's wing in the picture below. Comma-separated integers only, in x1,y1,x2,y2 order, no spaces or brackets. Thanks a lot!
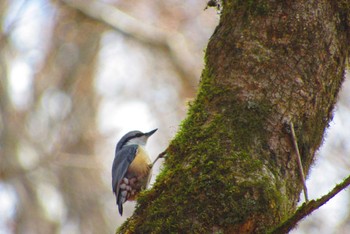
112,144,138,193
111,145,138,214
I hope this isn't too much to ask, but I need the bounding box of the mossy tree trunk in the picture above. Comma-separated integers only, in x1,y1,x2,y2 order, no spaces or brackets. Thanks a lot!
119,1,349,233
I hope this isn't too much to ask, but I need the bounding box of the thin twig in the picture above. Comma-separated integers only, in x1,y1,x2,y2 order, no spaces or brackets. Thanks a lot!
290,121,309,202
60,0,197,97
150,148,168,169
270,174,350,234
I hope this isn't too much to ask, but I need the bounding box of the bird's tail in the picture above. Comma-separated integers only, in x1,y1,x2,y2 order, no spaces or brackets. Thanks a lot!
116,194,124,215
118,201,123,215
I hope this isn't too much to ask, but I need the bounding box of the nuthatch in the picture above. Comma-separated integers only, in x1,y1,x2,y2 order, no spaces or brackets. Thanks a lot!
112,129,157,215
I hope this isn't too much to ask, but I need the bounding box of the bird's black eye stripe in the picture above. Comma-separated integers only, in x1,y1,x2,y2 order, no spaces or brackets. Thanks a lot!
125,133,144,143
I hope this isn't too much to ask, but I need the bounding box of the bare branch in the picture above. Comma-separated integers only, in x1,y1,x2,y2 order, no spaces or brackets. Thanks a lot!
60,0,198,97
270,174,350,234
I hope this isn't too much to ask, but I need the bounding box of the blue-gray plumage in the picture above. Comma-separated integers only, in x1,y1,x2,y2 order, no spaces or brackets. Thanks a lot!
112,129,157,215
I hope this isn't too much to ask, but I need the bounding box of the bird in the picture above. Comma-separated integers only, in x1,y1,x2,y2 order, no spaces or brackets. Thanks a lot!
112,129,157,215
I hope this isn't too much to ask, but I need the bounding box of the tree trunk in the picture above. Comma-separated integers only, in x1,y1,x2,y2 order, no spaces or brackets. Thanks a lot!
119,1,349,233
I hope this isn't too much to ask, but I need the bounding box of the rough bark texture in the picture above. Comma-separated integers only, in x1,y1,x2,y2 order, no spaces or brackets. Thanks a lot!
119,1,349,233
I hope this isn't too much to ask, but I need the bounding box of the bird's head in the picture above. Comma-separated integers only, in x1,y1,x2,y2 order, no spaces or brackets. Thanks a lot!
116,129,157,150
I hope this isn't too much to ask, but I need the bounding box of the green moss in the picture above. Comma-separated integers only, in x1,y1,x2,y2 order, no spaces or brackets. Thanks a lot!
228,0,269,16
130,150,284,232
116,64,288,233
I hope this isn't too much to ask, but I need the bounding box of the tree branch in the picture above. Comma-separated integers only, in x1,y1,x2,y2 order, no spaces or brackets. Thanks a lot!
270,174,350,234
60,0,198,97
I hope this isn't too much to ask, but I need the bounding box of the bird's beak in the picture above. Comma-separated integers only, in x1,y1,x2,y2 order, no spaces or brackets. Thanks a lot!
145,128,158,137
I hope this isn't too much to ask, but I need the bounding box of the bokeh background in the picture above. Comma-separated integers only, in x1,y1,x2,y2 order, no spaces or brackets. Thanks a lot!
0,0,349,233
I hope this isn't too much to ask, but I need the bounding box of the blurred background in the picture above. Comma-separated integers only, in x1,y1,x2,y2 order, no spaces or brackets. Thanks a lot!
0,0,349,233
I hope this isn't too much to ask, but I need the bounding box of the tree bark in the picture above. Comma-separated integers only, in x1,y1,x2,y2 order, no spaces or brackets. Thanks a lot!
119,1,349,233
